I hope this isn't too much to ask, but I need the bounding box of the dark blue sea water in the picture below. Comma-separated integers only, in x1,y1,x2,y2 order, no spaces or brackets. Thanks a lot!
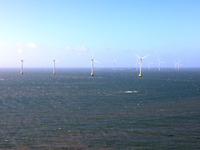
0,68,199,149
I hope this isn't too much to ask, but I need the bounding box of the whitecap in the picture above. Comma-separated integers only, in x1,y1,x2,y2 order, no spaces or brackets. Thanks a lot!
124,91,133,94
124,91,138,94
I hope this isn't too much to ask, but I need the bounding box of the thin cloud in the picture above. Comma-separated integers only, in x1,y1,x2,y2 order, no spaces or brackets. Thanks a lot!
60,45,88,52
65,46,71,51
73,45,88,52
26,42,36,49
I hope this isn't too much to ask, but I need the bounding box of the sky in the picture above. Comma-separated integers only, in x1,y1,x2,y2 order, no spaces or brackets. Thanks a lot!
0,0,200,68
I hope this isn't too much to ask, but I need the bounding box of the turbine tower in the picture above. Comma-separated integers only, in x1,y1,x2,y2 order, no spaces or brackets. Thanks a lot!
175,60,181,71
158,59,164,72
112,59,116,71
20,59,24,74
91,58,94,76
53,60,56,75
148,61,153,71
135,54,150,77
177,62,180,71
135,59,139,72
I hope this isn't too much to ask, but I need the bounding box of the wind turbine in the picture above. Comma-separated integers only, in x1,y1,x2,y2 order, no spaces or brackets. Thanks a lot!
20,59,24,74
135,58,139,72
148,61,153,71
175,60,181,71
112,59,116,71
135,54,150,77
91,57,100,76
53,60,56,75
177,61,180,71
158,59,164,72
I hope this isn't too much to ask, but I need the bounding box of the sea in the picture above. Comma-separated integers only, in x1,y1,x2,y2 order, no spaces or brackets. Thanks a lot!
0,68,199,150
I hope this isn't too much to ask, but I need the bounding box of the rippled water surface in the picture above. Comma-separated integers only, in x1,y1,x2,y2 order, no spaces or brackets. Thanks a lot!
0,68,199,149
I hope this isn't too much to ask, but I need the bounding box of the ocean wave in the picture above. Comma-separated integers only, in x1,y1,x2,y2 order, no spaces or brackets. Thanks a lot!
124,91,138,94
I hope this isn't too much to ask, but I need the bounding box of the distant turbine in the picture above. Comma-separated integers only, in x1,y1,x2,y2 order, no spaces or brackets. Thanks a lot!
158,59,164,72
91,57,100,76
53,60,56,75
91,58,94,76
135,54,150,77
178,64,181,71
112,59,116,71
177,62,180,71
20,59,24,74
175,60,181,71
148,61,153,71
135,58,139,72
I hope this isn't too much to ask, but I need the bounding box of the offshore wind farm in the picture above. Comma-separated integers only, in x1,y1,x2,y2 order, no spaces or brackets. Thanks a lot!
17,55,182,77
0,0,200,149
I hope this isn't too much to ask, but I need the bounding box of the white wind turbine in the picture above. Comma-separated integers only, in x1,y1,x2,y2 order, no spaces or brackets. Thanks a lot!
148,61,153,71
53,60,56,75
20,59,24,74
158,59,164,72
91,57,100,76
175,61,177,71
135,54,150,77
135,58,139,72
112,59,116,71
175,60,181,71
53,59,59,75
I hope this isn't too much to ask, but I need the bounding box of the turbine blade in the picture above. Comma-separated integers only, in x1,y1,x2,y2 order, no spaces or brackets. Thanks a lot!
90,51,94,59
94,59,101,63
142,54,150,59
134,53,141,59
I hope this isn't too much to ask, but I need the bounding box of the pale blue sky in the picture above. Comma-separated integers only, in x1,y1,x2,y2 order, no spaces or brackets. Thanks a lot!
0,0,200,68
